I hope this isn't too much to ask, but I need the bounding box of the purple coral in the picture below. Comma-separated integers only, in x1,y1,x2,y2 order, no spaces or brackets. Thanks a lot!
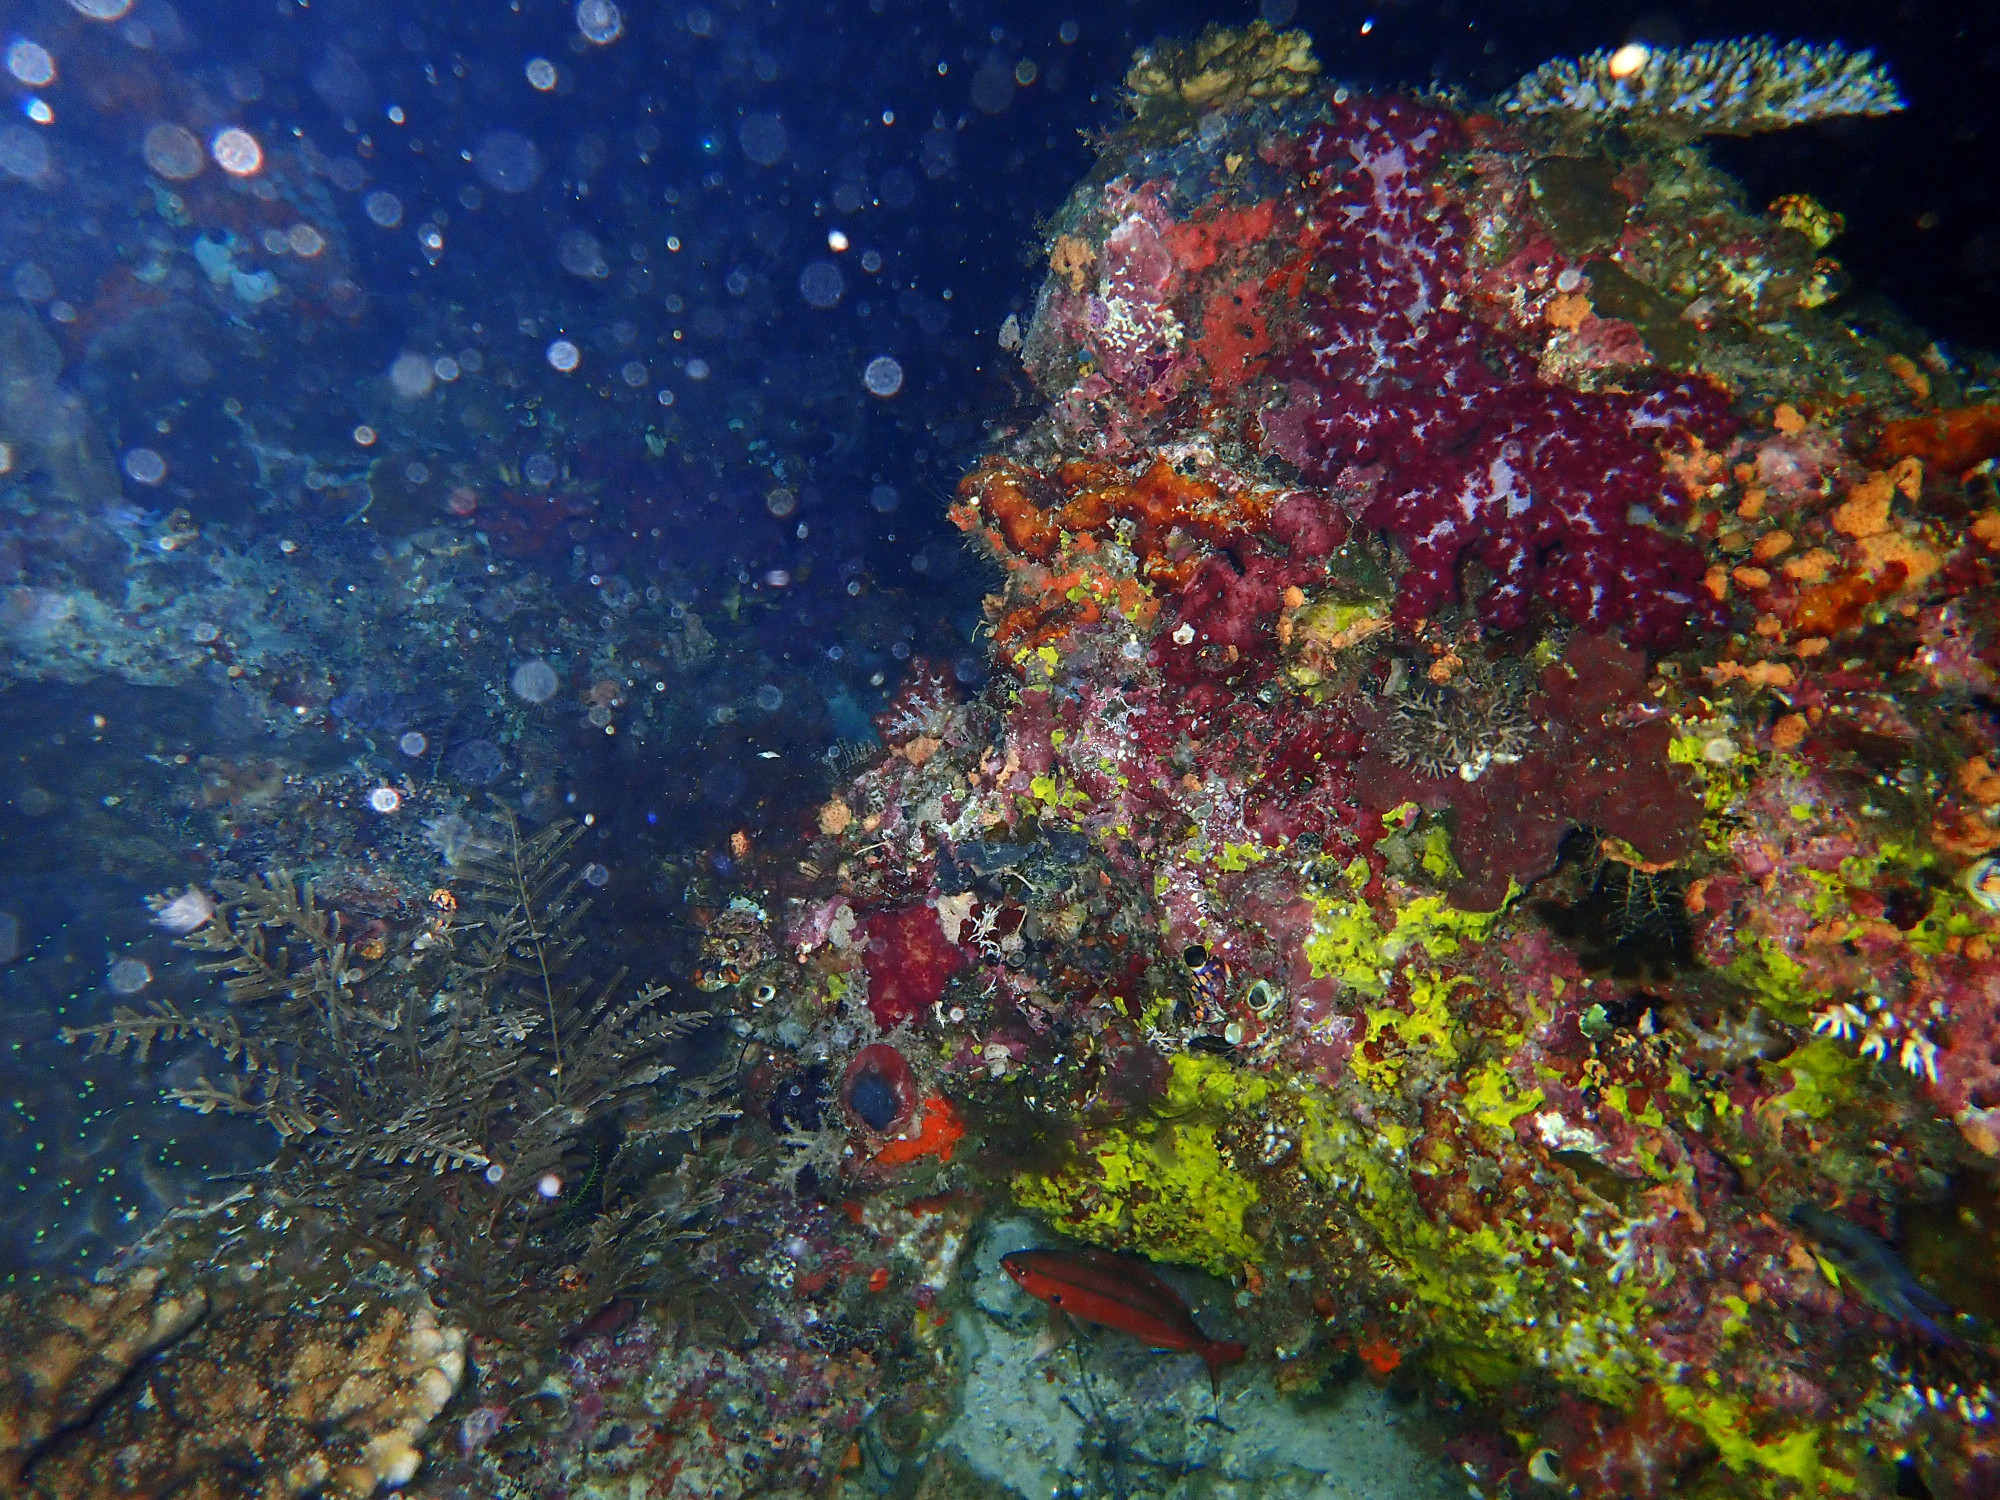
1264,96,1735,646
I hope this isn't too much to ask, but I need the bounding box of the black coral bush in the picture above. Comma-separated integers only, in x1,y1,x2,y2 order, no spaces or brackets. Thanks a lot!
66,806,737,1344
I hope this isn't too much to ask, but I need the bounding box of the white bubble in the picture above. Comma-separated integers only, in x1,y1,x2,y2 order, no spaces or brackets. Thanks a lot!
389,351,435,399
399,731,427,756
826,228,849,252
107,958,151,995
0,127,51,185
6,42,55,87
737,113,787,166
123,447,167,485
368,786,403,813
511,659,560,703
798,260,843,309
545,339,580,372
525,57,557,91
862,355,904,396
576,0,623,44
209,127,262,176
364,190,403,227
474,129,542,193
66,0,133,18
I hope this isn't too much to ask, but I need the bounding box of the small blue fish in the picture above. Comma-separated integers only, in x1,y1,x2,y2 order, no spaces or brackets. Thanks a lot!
1790,1203,1955,1342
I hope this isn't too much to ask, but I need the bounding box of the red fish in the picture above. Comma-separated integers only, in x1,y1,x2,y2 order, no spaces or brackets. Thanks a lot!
1001,1247,1247,1394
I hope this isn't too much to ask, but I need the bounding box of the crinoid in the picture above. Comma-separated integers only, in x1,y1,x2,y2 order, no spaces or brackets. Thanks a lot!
1380,654,1537,781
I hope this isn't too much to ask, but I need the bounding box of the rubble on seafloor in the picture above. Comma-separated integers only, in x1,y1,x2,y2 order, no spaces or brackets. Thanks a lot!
18,21,2000,1500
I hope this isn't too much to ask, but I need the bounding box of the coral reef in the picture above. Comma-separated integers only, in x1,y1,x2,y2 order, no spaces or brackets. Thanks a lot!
1499,38,1906,138
715,24,2000,1500
2,1264,463,1500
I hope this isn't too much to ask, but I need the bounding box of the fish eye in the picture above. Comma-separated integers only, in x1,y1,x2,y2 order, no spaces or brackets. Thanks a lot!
1182,944,1208,968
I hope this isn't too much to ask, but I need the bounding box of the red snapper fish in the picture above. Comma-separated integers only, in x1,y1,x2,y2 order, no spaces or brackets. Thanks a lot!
1000,1247,1248,1394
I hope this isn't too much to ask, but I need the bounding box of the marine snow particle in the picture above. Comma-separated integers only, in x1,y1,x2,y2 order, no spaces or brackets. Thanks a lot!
798,260,843,309
511,659,560,704
620,360,648,386
141,123,203,180
107,958,151,995
287,224,325,256
474,129,542,193
209,127,263,176
364,190,403,227
826,228,849,252
1607,42,1650,78
0,127,51,185
582,862,610,887
352,424,378,446
399,731,427,756
556,228,608,279
536,1172,563,1198
763,567,791,588
150,886,215,935
67,0,133,19
6,42,55,87
737,112,787,166
433,355,461,381
1702,735,1740,765
575,0,622,44
862,355,903,396
389,351,435,399
368,786,403,813
522,452,558,486
764,487,797,518
0,911,18,966
122,447,167,485
684,357,711,381
525,57,557,90
869,483,899,512
545,339,580,372
755,683,784,711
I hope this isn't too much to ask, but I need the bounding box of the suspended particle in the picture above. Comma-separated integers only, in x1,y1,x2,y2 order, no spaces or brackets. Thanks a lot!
107,958,151,995
123,447,166,484
287,224,325,256
546,339,580,372
368,786,403,813
525,57,557,90
6,42,55,87
399,731,427,756
798,260,843,308
209,127,263,176
364,190,403,227
511,659,560,703
862,355,903,396
474,129,542,193
67,0,134,19
575,0,622,45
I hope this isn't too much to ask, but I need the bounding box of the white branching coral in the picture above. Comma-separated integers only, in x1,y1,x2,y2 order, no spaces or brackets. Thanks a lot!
1498,37,1904,137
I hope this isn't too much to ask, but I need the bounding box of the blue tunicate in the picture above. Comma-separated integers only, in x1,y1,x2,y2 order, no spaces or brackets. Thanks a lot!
447,737,506,785
848,1070,900,1131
